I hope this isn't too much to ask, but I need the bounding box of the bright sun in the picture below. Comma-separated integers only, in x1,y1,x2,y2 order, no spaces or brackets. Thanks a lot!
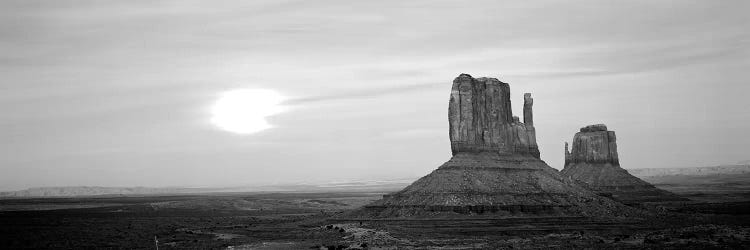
210,89,287,134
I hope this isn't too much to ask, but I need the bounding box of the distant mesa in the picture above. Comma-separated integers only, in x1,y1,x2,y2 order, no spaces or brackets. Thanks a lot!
353,74,638,218
629,165,750,178
0,186,198,198
562,125,688,204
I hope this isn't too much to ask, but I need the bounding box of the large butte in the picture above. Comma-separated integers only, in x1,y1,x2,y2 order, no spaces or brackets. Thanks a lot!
353,74,638,218
562,124,687,205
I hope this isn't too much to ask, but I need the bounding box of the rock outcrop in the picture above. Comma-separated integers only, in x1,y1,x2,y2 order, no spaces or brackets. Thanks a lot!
448,74,539,158
564,124,618,166
562,125,687,204
354,74,639,218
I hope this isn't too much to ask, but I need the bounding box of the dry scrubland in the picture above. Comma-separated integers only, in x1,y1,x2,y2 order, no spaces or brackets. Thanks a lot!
0,174,749,249
0,192,383,249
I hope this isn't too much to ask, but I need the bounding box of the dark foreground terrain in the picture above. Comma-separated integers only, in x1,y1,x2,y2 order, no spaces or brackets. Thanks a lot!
0,192,380,249
1,178,750,249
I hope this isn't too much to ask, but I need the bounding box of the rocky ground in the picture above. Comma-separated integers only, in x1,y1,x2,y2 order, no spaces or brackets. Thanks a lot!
0,191,748,249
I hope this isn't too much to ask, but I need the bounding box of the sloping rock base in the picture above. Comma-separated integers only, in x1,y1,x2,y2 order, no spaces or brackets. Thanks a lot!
562,163,686,205
352,153,642,218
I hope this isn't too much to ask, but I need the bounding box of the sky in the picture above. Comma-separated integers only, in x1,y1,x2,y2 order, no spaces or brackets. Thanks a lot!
1,0,749,191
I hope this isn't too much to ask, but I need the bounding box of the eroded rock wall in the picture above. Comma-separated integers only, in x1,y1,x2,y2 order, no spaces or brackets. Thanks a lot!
565,124,619,165
448,74,539,158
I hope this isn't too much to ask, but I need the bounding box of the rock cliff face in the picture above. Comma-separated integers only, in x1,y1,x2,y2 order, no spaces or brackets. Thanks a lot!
353,74,638,218
448,74,539,158
565,124,618,166
562,125,686,204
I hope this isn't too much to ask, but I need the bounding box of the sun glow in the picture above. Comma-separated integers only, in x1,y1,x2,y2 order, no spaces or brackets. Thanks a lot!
210,89,287,134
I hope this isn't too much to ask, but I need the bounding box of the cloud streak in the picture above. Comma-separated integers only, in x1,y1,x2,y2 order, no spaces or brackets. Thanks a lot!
285,82,443,105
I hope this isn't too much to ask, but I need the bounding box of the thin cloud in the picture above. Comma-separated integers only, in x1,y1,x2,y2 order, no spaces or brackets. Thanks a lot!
285,82,443,105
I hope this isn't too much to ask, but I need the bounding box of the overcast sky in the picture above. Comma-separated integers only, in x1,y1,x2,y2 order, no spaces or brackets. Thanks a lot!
1,0,749,191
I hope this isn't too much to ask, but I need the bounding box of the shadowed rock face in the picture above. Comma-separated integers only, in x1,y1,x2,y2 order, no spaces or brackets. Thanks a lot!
448,74,539,158
352,75,640,218
562,125,686,204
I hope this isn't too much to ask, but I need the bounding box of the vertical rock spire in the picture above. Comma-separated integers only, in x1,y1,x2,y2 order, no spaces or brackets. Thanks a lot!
523,93,533,126
524,93,539,158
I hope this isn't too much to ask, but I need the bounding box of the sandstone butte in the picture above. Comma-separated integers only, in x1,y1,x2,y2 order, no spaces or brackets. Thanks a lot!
562,124,687,204
353,74,640,218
